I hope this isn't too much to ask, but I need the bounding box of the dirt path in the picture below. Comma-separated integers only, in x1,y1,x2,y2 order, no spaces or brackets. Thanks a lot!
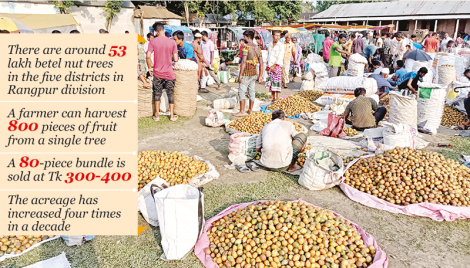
138,80,470,268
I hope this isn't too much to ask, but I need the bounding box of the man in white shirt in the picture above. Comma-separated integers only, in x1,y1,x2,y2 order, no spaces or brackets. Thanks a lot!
256,109,307,172
201,31,223,90
440,32,452,52
265,30,285,102
144,32,154,77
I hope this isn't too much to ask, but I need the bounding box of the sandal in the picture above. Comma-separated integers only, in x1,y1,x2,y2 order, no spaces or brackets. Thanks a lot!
170,115,178,122
152,116,160,121
199,89,209,93
246,162,260,172
236,164,250,173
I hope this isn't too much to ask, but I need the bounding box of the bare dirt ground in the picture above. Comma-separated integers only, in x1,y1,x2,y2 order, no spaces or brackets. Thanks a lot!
2,78,469,268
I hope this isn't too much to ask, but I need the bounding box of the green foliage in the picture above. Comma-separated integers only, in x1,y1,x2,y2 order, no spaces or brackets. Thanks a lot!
104,1,123,31
269,1,302,23
315,0,384,13
53,1,75,14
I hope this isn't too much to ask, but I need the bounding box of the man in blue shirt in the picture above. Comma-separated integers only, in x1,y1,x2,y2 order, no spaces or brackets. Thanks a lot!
363,44,379,70
369,68,393,99
390,60,407,86
397,67,428,95
173,31,196,62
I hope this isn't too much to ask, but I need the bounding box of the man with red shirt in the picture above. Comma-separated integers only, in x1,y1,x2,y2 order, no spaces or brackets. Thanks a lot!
322,31,334,63
423,32,440,53
146,23,179,122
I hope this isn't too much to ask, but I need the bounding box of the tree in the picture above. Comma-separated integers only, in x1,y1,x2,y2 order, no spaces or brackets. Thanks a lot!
301,2,315,13
269,1,302,24
53,1,75,14
104,1,123,32
315,0,384,13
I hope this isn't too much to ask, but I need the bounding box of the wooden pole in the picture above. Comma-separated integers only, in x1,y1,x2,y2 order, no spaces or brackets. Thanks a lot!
454,19,459,39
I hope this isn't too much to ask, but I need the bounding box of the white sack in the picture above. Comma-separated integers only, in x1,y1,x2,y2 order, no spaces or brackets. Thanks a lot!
317,77,377,96
405,58,416,72
205,109,230,127
155,185,204,260
382,122,416,149
227,133,258,165
300,80,315,91
417,83,447,134
160,92,169,113
298,150,344,190
348,62,365,77
349,53,368,64
388,91,417,127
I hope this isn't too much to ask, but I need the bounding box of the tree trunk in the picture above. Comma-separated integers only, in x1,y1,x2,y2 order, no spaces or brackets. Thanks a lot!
199,14,204,28
184,2,190,27
57,0,65,14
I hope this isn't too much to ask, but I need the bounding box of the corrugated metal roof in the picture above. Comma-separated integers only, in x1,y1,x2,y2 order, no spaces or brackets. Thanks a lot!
312,1,470,19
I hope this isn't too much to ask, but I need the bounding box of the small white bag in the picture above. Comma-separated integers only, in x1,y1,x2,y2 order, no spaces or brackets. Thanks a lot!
205,109,230,127
298,150,344,191
152,184,204,260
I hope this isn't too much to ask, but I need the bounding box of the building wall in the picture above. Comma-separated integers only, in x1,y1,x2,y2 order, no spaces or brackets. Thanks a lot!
68,6,136,34
0,2,57,14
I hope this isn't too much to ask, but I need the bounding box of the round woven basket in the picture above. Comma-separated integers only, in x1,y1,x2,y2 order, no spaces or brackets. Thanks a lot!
174,69,198,117
138,78,154,119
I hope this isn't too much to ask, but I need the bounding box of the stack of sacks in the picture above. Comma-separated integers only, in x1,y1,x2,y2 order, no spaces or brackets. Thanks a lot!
309,62,329,88
348,53,367,77
300,68,315,91
317,76,377,96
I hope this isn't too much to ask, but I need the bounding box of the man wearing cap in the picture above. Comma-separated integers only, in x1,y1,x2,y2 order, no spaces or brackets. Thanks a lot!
369,68,393,100
192,32,211,93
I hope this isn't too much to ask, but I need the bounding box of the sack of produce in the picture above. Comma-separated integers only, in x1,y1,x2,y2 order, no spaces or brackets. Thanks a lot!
438,65,456,87
446,81,470,114
382,122,416,149
225,112,306,135
173,59,199,117
455,55,465,78
263,95,321,118
417,83,447,134
317,77,377,96
349,53,368,64
153,185,204,260
301,68,314,81
342,147,470,221
0,236,60,262
218,71,230,83
300,79,314,91
205,109,230,127
213,97,237,110
227,132,258,165
412,60,433,83
137,150,218,191
348,53,368,77
404,58,416,72
388,91,417,127
194,200,388,268
138,78,154,118
433,53,455,84
299,150,344,190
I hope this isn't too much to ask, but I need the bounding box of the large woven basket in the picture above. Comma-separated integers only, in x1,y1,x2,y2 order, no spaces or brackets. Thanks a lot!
138,78,154,119
174,69,198,117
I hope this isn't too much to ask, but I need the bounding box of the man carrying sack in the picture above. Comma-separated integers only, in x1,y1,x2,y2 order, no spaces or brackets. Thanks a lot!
256,109,307,173
146,23,178,122
235,30,263,117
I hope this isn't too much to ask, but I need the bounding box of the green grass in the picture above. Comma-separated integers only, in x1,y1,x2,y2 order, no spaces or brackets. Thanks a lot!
138,116,191,141
0,173,300,268
439,137,470,161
